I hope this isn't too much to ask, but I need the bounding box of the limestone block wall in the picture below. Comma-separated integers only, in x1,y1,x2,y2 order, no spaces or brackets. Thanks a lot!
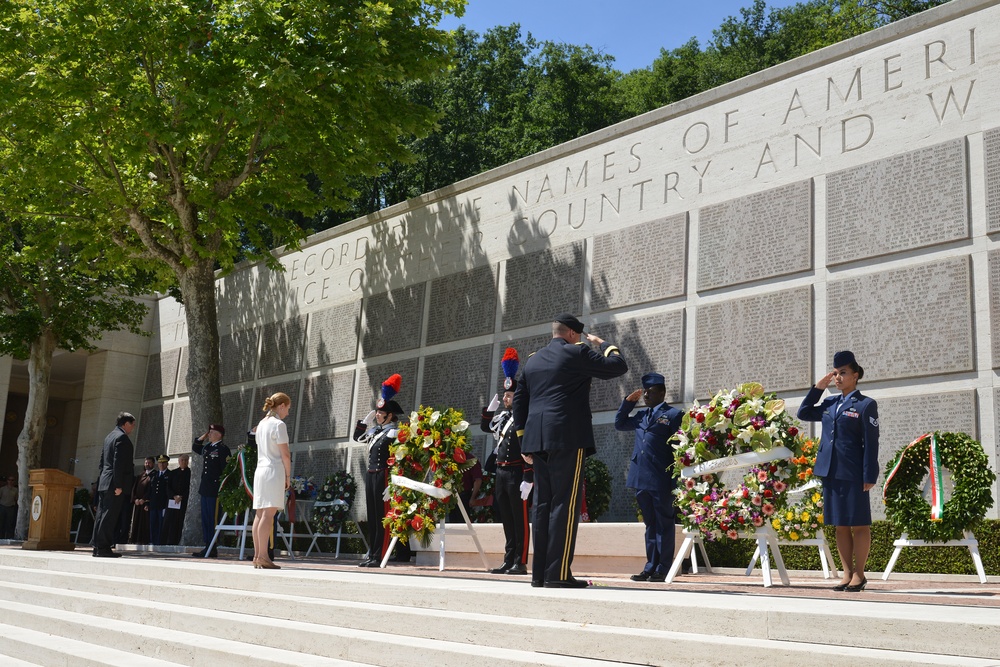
139,0,1000,523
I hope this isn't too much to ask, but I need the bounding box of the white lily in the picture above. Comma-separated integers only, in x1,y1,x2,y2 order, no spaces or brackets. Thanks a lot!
455,420,470,432
410,411,419,423
737,427,755,444
430,410,441,425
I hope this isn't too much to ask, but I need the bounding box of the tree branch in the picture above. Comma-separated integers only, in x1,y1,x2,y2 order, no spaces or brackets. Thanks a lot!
213,120,266,200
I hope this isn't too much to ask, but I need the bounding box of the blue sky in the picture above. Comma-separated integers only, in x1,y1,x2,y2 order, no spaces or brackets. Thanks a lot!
439,0,801,72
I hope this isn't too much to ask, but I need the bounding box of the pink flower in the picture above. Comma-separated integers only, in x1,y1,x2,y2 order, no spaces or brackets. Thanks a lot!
726,529,738,539
762,503,775,516
757,471,768,482
752,516,764,527
684,479,696,490
752,496,762,506
773,481,787,492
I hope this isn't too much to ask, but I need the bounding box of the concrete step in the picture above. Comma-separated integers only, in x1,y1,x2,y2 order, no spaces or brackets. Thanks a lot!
0,621,183,666
0,549,998,666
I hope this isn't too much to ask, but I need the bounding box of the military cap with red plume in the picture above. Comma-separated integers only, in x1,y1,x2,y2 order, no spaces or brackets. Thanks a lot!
375,373,403,415
501,348,519,392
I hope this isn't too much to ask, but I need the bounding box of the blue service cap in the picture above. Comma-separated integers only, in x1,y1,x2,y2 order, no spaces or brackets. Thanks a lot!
641,372,666,389
833,350,857,368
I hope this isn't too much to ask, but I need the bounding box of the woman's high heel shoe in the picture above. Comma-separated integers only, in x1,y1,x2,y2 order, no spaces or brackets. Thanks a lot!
252,558,262,569
845,576,867,592
258,558,281,570
832,580,851,591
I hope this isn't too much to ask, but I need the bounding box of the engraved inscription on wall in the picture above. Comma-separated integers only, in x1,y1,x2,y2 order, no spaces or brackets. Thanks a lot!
420,345,492,426
867,390,978,520
984,127,1000,232
306,300,361,369
253,381,301,442
294,447,347,495
827,139,969,264
592,424,636,522
362,285,425,358
176,348,188,395
589,311,685,410
137,404,173,459
299,370,356,442
222,388,253,437
355,358,420,421
695,286,812,396
697,181,812,291
989,249,1000,368
502,241,584,330
143,349,180,401
168,399,192,455
827,256,974,381
426,266,497,345
591,214,687,312
220,329,259,386
259,315,306,378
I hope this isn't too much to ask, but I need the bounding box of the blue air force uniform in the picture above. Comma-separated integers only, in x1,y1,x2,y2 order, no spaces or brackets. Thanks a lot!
513,317,628,587
615,373,684,578
797,387,879,526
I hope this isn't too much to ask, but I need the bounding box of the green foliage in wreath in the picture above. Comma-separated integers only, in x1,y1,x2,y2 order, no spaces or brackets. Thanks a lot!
883,431,996,542
584,457,612,522
470,469,495,523
311,471,357,534
218,443,254,516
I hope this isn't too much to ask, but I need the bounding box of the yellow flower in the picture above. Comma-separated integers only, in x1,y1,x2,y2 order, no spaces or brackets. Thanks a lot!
816,513,823,523
812,492,821,504
785,511,793,520
789,531,799,541
801,511,810,521
771,519,781,530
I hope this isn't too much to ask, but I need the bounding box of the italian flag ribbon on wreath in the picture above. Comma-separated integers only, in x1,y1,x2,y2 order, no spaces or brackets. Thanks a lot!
883,432,945,521
220,448,255,500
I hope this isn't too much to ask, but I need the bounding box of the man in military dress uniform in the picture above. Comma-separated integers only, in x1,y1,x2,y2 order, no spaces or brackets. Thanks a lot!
148,454,172,545
513,314,628,588
615,372,684,582
481,348,531,575
192,424,230,558
353,374,403,567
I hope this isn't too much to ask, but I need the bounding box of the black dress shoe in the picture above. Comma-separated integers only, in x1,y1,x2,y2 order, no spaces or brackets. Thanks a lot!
192,549,206,558
845,577,868,592
203,548,219,559
505,564,528,575
490,564,512,574
358,559,373,567
93,550,121,558
630,571,651,582
544,578,589,589
648,571,667,582
530,580,544,588
362,560,382,568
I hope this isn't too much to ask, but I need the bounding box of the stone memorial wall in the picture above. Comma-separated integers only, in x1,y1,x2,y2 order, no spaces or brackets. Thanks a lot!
134,1,1000,523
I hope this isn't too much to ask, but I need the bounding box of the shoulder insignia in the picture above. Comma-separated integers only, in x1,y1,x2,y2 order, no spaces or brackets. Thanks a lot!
870,417,879,428
604,345,620,357
574,341,586,346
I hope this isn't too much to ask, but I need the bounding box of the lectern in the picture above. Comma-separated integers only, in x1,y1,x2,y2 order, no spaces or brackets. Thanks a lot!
22,468,81,551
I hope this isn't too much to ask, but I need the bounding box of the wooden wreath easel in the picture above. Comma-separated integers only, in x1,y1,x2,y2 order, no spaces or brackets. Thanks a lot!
380,475,490,571
882,531,987,583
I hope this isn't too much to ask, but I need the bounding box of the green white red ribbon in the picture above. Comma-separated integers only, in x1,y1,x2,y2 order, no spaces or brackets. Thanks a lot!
883,432,944,521
236,448,254,499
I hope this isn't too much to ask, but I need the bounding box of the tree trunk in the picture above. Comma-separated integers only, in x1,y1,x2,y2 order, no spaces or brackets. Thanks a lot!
179,261,224,545
15,329,56,539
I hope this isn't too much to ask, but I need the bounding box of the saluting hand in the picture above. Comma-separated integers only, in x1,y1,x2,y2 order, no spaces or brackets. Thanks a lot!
626,389,642,402
585,333,604,346
815,371,836,390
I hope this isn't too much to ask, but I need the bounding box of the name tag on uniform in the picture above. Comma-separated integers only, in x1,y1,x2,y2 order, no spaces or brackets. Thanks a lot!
843,409,860,419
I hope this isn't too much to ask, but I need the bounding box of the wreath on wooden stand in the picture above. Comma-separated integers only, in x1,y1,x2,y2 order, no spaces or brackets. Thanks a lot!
883,431,995,542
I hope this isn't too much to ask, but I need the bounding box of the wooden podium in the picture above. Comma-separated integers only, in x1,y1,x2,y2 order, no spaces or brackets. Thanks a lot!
22,468,81,551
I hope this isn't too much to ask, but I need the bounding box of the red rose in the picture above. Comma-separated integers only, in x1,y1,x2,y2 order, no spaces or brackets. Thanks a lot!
387,456,396,466
428,501,438,511
742,489,749,498
695,413,705,423
453,448,467,464
423,429,431,436
410,515,424,530
769,465,778,472
788,426,798,437
394,495,403,504
764,490,773,498
412,462,424,472
429,460,438,471
737,516,745,524
703,495,711,503
433,479,443,488
444,428,451,435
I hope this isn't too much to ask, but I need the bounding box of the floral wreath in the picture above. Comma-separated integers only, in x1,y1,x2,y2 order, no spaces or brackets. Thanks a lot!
672,382,807,540
311,471,357,535
768,438,825,542
883,431,996,542
385,406,474,547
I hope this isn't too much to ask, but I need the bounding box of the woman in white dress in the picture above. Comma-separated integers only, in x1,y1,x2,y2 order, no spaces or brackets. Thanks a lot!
252,392,292,569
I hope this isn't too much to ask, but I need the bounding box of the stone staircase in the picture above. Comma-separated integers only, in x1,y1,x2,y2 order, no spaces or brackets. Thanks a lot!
0,549,996,666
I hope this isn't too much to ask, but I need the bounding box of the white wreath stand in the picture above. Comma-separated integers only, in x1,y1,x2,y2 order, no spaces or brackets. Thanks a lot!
380,475,490,571
882,531,987,584
747,533,838,580
206,509,253,560
665,530,714,582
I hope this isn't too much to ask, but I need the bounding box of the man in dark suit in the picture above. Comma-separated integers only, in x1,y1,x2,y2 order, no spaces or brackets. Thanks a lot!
93,412,136,558
513,314,627,588
615,372,684,582
163,454,191,545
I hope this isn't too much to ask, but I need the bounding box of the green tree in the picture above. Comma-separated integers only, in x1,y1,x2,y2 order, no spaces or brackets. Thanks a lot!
0,1,464,451
0,218,154,538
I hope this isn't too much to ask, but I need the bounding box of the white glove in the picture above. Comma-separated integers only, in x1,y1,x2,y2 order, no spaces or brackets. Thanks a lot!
519,481,533,501
363,409,377,428
487,394,500,412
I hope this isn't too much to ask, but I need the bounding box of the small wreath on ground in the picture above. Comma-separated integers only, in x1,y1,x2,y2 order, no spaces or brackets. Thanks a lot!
311,471,357,535
385,406,474,547
883,431,996,542
672,382,806,540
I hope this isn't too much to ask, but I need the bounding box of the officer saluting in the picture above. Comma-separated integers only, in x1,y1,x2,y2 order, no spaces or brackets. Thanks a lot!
513,314,628,588
615,372,684,582
353,374,404,567
481,348,531,575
